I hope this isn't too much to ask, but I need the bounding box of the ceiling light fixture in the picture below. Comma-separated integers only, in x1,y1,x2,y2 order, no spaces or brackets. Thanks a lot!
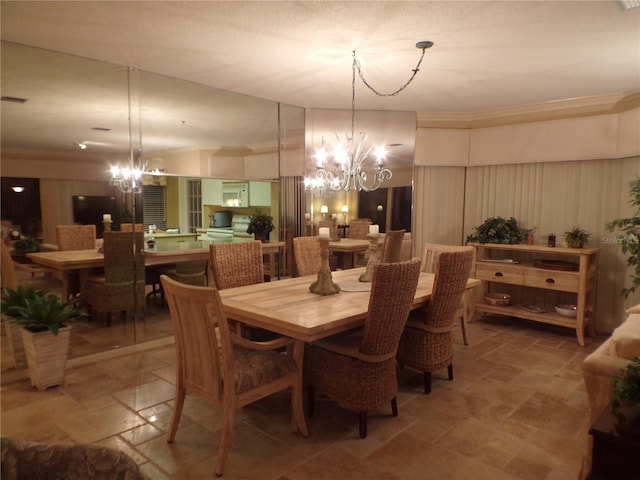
307,41,433,192
11,186,25,193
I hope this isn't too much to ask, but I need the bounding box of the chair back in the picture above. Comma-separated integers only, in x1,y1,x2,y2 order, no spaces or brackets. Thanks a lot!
173,260,208,286
380,229,406,263
421,242,475,274
360,258,421,357
161,275,229,405
318,219,338,241
424,250,474,328
103,231,145,285
292,236,321,277
1,242,18,290
120,223,144,232
209,240,263,289
348,219,371,239
55,225,96,250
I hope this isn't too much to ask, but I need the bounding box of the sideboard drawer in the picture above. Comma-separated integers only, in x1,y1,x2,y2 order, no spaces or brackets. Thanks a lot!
476,264,524,285
524,269,579,292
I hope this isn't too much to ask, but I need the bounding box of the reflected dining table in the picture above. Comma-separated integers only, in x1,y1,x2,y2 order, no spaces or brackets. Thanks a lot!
27,240,284,299
219,267,480,343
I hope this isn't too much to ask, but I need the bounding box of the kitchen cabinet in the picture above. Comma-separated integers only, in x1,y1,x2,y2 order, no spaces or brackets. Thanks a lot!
249,181,271,206
470,243,599,346
201,178,222,206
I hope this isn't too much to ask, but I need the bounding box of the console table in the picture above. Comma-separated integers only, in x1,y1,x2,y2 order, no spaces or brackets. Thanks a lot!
470,243,599,346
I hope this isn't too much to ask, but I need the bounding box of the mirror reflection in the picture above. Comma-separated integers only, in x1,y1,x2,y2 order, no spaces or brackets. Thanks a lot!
1,41,414,375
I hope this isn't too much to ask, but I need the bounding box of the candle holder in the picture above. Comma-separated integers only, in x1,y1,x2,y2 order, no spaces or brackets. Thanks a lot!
309,238,340,295
102,219,112,233
359,233,380,282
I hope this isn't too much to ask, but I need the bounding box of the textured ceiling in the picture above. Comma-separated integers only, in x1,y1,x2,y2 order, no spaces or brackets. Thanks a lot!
2,0,639,115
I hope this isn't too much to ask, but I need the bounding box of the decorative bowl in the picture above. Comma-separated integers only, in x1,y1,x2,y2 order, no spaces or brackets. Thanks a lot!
555,304,577,318
484,292,511,306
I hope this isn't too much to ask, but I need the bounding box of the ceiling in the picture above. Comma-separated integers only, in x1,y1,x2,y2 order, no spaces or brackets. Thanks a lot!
1,1,639,172
2,0,639,115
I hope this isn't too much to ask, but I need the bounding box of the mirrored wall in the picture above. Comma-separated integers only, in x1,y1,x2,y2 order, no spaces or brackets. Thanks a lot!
1,41,414,372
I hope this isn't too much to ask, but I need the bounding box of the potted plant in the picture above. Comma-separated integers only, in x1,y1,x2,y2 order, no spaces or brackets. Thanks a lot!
1,287,83,390
606,176,640,298
11,237,41,264
466,216,525,244
612,356,640,439
564,226,591,248
247,211,274,242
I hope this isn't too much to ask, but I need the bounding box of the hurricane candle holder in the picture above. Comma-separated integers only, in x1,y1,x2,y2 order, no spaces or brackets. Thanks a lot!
309,237,340,295
359,233,380,282
102,219,112,233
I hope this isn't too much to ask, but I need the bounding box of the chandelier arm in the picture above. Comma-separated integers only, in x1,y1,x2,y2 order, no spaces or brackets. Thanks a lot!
352,47,428,97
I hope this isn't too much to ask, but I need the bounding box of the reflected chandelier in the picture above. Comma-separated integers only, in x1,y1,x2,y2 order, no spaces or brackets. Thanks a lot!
308,41,433,192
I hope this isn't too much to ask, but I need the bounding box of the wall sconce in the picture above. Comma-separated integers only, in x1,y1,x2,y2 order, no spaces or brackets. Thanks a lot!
376,204,384,211
320,205,329,219
11,186,25,193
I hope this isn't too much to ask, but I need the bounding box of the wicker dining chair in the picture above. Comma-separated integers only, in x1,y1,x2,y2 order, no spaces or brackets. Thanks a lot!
380,229,406,263
160,275,308,476
419,243,476,345
306,258,421,438
318,219,338,241
348,219,371,240
397,249,474,394
82,231,145,326
292,236,321,277
209,241,264,290
120,223,144,232
55,225,96,251
55,224,97,299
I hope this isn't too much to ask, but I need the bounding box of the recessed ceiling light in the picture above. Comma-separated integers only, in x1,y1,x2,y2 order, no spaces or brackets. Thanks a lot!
77,143,87,150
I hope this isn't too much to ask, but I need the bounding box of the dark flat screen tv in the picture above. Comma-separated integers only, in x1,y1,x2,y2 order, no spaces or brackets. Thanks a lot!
72,195,118,238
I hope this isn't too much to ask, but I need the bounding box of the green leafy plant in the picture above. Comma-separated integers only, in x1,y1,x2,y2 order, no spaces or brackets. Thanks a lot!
614,357,640,408
246,211,274,236
606,176,640,298
1,287,84,335
12,237,41,254
564,226,591,248
466,216,525,244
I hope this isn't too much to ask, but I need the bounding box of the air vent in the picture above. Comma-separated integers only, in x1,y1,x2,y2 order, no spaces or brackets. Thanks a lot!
91,127,112,131
1,96,28,104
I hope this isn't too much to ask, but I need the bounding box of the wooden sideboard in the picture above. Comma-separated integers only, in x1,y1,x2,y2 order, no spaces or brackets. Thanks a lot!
469,243,599,346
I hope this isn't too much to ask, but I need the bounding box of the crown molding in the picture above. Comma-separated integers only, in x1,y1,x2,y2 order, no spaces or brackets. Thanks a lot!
417,90,640,129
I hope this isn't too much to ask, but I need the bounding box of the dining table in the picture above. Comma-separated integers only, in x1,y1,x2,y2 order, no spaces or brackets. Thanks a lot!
219,267,480,343
327,238,370,269
27,240,284,298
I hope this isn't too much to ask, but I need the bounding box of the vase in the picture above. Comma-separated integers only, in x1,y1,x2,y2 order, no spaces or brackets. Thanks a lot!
20,325,72,391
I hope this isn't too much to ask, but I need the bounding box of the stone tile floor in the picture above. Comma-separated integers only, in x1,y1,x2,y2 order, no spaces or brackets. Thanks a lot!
1,314,605,479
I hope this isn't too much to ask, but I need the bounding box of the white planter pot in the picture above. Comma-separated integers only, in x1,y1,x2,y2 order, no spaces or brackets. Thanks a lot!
20,325,71,391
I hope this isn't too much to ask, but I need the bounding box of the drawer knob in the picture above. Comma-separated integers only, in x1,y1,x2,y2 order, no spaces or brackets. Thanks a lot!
546,278,555,284
495,272,503,277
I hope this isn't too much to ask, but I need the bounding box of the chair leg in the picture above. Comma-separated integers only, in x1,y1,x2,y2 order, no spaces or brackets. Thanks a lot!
424,371,432,394
306,385,315,417
391,397,398,417
167,385,186,442
460,314,469,346
359,411,367,438
447,364,454,381
215,402,235,477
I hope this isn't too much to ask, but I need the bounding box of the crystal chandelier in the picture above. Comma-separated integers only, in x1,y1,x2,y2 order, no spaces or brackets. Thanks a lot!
307,41,433,192
109,163,146,194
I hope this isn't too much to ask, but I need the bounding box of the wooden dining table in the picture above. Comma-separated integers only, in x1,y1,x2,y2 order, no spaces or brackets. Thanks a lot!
27,240,284,298
328,238,370,269
219,267,480,343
